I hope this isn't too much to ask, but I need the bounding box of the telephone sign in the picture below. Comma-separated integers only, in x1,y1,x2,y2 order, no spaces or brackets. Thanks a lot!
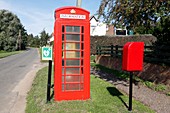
60,14,86,19
53,6,90,101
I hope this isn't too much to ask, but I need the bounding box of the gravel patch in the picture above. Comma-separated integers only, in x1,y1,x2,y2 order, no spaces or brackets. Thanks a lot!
91,68,170,113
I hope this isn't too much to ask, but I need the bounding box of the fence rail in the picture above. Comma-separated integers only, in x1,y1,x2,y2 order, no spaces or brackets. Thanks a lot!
96,45,170,65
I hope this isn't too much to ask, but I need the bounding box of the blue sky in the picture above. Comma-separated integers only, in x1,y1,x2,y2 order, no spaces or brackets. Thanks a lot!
0,0,101,36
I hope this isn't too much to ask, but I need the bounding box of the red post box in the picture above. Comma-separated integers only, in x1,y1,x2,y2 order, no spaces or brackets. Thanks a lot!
53,7,90,101
122,42,144,71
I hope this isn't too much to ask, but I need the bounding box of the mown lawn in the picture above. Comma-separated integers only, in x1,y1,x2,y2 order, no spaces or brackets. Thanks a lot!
26,67,155,113
0,50,22,58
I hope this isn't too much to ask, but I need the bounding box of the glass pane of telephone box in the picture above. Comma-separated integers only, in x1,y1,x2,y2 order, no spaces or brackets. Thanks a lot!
81,67,84,74
65,76,80,82
66,60,80,66
65,51,80,58
62,34,64,41
66,26,80,33
65,84,80,90
62,68,64,74
62,43,64,50
81,51,84,58
66,43,80,50
62,52,64,58
66,34,80,41
66,68,80,74
62,76,64,82
62,59,64,66
81,43,84,50
81,76,84,82
81,26,84,33
81,35,84,41
62,84,64,91
62,26,65,32
80,84,84,90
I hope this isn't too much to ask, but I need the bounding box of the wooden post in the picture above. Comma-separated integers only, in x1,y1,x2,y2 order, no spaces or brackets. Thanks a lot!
111,45,114,57
116,45,118,58
99,46,101,55
96,46,99,55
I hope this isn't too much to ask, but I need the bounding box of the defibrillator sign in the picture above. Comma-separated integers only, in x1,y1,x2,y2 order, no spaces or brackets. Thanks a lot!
42,47,52,60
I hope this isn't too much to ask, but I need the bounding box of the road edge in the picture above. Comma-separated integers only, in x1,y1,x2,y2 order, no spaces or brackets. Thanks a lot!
10,49,47,113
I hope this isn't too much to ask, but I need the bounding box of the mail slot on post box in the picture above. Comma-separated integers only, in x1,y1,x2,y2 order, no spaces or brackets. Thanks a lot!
122,42,144,71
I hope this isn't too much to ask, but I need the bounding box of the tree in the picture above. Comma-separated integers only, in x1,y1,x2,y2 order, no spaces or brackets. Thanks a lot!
33,35,40,47
153,16,170,44
97,0,170,34
0,10,28,51
27,34,34,46
27,34,40,47
39,30,51,47
97,0,170,64
152,15,170,60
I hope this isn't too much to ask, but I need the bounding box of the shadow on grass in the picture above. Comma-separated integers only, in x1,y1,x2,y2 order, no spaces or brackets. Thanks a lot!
91,63,129,80
91,63,141,87
91,64,129,87
46,85,54,103
50,90,54,100
107,87,128,109
50,84,54,100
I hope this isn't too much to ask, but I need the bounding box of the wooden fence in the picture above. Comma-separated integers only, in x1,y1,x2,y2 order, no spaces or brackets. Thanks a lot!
96,45,170,65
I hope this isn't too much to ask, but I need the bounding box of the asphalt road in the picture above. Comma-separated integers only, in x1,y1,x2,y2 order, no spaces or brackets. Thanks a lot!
0,48,40,113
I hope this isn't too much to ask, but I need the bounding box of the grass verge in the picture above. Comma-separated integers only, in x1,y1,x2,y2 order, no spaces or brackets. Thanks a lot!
26,67,155,113
0,50,22,58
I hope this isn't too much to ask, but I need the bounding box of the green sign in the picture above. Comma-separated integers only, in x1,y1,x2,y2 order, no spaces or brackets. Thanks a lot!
42,47,52,60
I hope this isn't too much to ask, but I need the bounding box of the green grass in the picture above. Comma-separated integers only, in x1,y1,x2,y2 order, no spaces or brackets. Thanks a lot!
155,84,167,91
143,81,167,92
90,55,95,62
166,92,170,96
144,81,154,89
26,67,155,113
0,50,22,58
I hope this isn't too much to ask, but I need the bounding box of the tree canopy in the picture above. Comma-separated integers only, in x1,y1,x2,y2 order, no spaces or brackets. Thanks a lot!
0,9,27,51
97,0,170,34
39,30,52,47
27,34,40,48
97,0,170,65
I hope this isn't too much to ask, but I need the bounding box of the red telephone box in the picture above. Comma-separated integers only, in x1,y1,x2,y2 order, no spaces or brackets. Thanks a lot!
53,7,90,101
